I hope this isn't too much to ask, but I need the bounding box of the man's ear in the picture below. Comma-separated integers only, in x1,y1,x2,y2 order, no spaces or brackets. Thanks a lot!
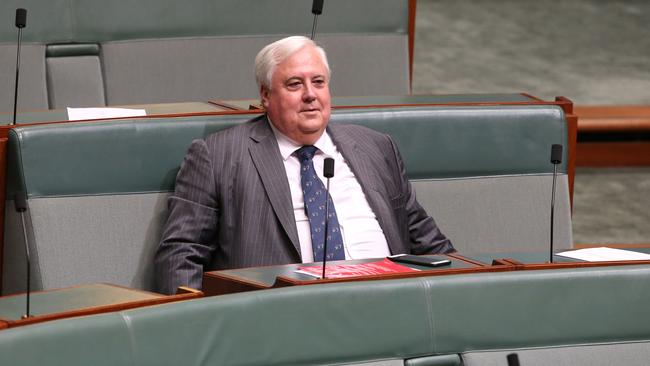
260,86,270,108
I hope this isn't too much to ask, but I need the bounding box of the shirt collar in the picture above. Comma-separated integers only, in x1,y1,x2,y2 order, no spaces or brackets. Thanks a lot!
268,117,336,161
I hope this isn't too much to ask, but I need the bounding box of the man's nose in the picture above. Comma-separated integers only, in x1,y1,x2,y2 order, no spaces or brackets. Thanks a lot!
302,82,316,102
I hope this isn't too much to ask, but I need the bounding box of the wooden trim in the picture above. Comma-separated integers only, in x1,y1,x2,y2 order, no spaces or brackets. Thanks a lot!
572,105,650,167
575,105,650,118
207,100,240,111
512,259,650,271
202,271,270,295
553,97,577,208
408,0,417,93
1,284,203,329
332,98,573,110
500,258,526,270
575,105,650,133
491,258,515,266
0,138,6,294
175,286,203,295
578,117,650,132
520,92,544,102
567,114,578,208
576,142,650,167
3,109,262,130
447,252,488,267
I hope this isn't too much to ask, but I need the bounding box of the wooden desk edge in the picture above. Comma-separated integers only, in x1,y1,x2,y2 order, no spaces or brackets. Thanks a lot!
1,285,203,329
272,264,513,289
202,271,270,296
203,254,504,296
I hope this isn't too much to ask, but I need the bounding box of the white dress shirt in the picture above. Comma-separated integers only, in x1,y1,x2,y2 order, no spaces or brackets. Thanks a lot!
270,124,391,262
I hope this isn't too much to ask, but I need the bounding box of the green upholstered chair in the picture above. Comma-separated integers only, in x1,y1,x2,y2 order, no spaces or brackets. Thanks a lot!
2,101,572,294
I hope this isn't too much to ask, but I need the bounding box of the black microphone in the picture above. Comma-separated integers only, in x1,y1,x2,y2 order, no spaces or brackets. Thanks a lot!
506,353,521,366
323,157,334,178
14,191,31,318
12,8,27,126
321,157,335,279
549,144,563,263
310,0,324,40
16,8,27,27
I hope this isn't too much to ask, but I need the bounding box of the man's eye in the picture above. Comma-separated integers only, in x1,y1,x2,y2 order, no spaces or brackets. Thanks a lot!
313,79,325,86
287,81,301,89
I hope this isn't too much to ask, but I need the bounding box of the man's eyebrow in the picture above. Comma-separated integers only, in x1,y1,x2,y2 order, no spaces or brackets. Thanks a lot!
283,74,326,84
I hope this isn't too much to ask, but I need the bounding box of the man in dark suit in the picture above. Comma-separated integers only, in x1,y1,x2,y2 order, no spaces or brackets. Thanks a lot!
154,36,453,294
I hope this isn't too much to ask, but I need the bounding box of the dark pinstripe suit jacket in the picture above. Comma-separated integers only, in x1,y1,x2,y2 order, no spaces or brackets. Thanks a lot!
154,115,453,294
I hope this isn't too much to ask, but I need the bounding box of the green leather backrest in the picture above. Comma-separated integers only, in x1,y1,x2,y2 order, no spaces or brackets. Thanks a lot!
1,265,648,365
1,0,410,113
0,0,408,43
6,104,567,198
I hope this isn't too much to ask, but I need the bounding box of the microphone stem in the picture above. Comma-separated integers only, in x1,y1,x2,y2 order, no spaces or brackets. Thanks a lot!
311,14,319,40
20,211,31,318
550,164,558,263
12,28,23,126
322,177,331,279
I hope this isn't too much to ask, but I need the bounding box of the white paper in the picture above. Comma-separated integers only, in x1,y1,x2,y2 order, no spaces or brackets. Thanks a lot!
67,107,146,121
556,247,650,262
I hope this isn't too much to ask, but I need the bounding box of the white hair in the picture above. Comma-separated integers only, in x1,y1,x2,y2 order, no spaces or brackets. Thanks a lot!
254,36,330,90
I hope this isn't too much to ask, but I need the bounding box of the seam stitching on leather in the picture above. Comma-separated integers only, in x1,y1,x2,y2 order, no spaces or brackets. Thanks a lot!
119,313,138,366
421,279,437,353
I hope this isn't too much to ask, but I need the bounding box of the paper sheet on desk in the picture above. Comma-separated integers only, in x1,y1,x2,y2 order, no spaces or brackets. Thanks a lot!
67,107,146,121
556,247,650,262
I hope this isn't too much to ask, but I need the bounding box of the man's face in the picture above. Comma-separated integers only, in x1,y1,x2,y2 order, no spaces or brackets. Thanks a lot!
261,46,331,145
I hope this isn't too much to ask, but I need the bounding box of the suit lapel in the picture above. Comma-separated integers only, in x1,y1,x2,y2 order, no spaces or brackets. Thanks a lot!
329,125,401,253
248,117,301,256
329,125,380,193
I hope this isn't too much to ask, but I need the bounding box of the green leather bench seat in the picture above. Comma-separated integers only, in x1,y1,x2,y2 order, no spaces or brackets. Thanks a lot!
2,103,572,294
0,0,410,113
0,265,648,365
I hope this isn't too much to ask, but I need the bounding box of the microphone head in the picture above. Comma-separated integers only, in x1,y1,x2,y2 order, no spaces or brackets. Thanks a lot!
550,144,563,165
506,353,520,366
312,0,324,15
323,157,335,178
15,8,27,28
14,191,28,212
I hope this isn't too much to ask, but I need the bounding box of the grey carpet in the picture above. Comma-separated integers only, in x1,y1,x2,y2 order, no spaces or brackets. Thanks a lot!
413,0,650,105
573,168,650,244
413,0,650,244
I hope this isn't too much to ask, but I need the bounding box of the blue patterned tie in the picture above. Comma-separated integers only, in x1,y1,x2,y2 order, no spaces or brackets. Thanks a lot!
297,145,345,262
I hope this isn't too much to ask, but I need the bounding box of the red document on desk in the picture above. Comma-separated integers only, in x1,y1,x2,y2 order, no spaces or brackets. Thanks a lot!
296,258,420,278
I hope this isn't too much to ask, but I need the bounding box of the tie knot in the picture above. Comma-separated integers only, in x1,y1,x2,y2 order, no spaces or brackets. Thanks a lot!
297,145,318,162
